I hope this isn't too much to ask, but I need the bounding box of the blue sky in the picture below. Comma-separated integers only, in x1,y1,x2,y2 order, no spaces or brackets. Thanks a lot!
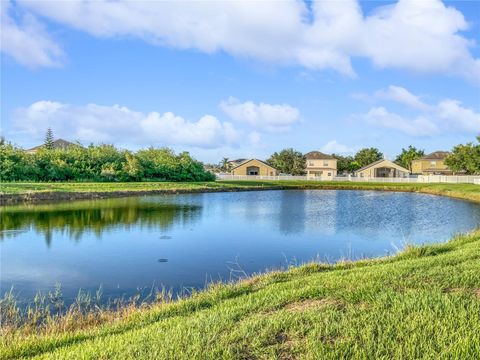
1,0,479,163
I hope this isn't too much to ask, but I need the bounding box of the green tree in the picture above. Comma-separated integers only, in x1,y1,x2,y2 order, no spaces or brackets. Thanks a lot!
395,146,425,173
445,137,480,175
44,128,54,150
333,154,359,173
354,148,383,168
175,151,215,181
267,148,306,175
100,163,119,181
121,152,144,181
0,140,37,181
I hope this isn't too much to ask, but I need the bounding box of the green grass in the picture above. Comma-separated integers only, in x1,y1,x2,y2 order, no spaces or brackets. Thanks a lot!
1,231,479,359
0,181,246,194
1,181,479,358
1,180,480,202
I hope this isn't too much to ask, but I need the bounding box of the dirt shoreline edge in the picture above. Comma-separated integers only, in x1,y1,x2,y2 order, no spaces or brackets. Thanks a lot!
0,186,280,205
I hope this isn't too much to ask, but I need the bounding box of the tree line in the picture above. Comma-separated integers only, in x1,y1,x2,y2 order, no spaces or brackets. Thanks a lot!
0,138,215,182
2,131,479,182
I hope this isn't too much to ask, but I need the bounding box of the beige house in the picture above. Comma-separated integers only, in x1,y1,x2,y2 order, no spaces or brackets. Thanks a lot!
411,151,453,175
231,159,279,176
305,151,337,179
355,159,409,178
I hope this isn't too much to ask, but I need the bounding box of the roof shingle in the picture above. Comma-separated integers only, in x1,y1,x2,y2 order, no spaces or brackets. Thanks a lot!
418,151,450,160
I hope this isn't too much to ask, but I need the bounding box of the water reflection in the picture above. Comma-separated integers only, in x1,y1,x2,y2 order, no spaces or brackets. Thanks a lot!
0,198,202,246
278,191,307,234
1,190,479,303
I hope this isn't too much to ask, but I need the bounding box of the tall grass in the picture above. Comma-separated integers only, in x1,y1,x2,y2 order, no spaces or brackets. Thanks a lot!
0,284,174,336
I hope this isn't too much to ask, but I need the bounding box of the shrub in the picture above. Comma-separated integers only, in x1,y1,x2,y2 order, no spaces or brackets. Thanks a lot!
0,139,213,182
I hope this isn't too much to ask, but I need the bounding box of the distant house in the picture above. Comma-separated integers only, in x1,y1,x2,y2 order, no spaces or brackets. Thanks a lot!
231,159,279,176
411,151,453,175
355,159,409,178
305,151,337,179
26,139,82,154
227,158,248,169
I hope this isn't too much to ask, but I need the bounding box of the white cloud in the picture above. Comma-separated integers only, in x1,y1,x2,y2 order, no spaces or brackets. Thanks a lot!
359,0,479,82
0,1,63,68
12,101,241,149
437,100,480,133
356,86,480,136
320,140,354,154
140,112,239,148
361,107,438,137
219,97,300,132
247,131,262,147
11,0,480,81
374,86,430,111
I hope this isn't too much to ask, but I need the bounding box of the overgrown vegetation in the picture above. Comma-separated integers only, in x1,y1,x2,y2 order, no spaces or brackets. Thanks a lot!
0,284,175,337
1,230,479,359
0,139,214,182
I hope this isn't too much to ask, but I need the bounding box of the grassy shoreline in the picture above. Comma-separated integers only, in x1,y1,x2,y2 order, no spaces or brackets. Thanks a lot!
1,181,479,358
1,180,480,204
2,230,479,359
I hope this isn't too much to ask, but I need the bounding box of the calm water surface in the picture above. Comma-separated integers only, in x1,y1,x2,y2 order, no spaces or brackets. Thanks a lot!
1,190,479,302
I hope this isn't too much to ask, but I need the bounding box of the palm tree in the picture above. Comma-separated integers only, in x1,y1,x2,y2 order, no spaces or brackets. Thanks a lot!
220,157,231,172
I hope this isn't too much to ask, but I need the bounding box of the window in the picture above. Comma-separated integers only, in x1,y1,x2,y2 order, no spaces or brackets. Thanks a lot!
327,172,331,176
308,161,315,166
323,161,329,166
430,161,436,167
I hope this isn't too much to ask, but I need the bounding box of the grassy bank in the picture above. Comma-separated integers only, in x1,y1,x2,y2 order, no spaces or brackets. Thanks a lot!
1,180,480,203
1,181,479,358
1,230,479,359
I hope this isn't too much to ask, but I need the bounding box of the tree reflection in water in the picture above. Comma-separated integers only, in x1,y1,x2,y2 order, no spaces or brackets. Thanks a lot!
0,197,202,246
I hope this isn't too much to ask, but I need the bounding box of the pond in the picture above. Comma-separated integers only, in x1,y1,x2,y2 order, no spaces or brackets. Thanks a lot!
1,190,479,303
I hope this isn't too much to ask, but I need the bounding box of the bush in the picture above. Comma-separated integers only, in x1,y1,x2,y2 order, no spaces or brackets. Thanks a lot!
0,140,214,182
0,141,37,180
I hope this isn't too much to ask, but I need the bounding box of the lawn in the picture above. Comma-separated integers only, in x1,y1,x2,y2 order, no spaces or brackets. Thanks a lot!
0,181,246,194
1,230,479,359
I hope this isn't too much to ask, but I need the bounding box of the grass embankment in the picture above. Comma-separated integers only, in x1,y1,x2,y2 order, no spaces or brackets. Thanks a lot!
1,180,480,203
1,231,480,359
1,181,479,358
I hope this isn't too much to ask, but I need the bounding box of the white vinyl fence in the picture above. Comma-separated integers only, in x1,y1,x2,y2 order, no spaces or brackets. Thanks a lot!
218,175,309,181
217,174,480,184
